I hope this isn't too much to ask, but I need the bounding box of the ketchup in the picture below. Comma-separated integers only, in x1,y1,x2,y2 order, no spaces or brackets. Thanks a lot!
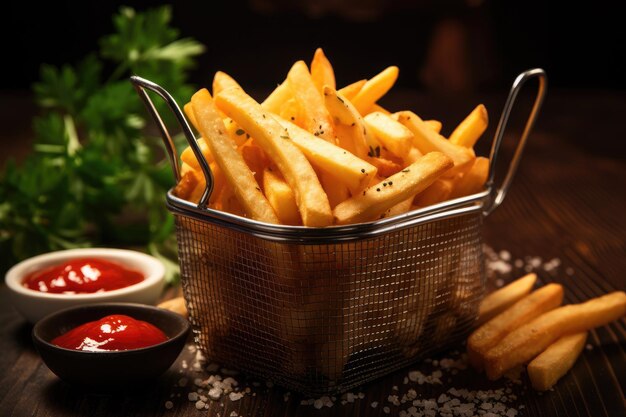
22,258,144,294
52,314,168,351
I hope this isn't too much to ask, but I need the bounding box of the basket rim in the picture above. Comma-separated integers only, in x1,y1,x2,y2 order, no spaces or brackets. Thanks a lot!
166,189,488,243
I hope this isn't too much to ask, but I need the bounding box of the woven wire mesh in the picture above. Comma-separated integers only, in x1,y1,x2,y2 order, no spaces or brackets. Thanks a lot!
175,212,485,396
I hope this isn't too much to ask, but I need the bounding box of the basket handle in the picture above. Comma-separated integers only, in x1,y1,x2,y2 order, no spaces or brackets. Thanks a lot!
483,68,548,216
129,76,214,209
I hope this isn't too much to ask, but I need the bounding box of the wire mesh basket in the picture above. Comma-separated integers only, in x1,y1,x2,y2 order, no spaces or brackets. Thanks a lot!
131,69,547,396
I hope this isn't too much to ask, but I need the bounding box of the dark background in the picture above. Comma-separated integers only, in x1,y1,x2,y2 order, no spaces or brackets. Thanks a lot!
3,0,625,94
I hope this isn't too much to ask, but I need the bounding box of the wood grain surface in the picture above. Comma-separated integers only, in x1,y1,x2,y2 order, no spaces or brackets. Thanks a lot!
1,90,624,417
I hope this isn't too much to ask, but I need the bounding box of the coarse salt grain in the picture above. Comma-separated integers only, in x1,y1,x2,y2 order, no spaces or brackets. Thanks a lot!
195,400,205,410
371,401,379,408
229,392,244,402
383,406,391,414
164,401,173,410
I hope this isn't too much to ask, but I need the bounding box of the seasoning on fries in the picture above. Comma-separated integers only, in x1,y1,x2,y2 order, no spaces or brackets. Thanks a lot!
175,49,493,226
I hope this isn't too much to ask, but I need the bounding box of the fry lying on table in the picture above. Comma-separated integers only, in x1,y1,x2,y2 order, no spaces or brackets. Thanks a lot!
469,273,626,390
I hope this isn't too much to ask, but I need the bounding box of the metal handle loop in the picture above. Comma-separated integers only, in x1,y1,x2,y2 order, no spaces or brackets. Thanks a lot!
129,75,213,209
483,68,547,216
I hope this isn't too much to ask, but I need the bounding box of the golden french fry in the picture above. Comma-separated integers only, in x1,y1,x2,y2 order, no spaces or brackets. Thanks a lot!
323,85,380,160
212,71,243,96
223,118,248,146
239,139,269,186
395,111,475,172
263,167,302,225
311,48,336,93
275,116,377,195
383,197,413,218
351,66,399,114
333,152,453,224
180,138,214,170
449,104,488,148
484,291,626,380
528,332,587,391
286,60,336,142
278,98,302,126
191,89,278,223
369,157,402,177
404,146,424,165
468,283,563,370
173,170,198,201
262,81,291,113
450,157,489,198
215,87,333,227
319,171,350,209
477,273,537,326
413,178,454,207
184,102,199,131
366,103,392,116
158,297,188,318
363,111,414,158
338,79,366,100
425,119,442,133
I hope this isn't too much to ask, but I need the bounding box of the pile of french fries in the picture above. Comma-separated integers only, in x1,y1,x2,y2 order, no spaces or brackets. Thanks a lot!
469,273,626,390
174,48,490,226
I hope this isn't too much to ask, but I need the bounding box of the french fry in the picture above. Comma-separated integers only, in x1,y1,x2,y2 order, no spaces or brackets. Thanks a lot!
239,139,270,186
212,71,243,96
320,171,350,209
333,152,453,224
338,79,366,100
384,197,413,218
223,118,248,146
404,146,424,165
528,332,587,391
173,170,198,201
449,156,489,198
310,48,336,93
181,138,214,169
215,87,333,226
351,66,399,115
278,98,302,126
191,88,279,223
368,103,392,115
262,81,291,113
369,157,402,177
413,178,454,207
275,116,377,195
184,102,199,131
263,167,301,225
425,119,442,133
477,273,537,326
364,111,414,158
286,60,336,142
323,86,380,160
468,283,563,370
180,161,223,207
158,297,188,318
449,104,488,148
396,111,475,173
484,291,626,380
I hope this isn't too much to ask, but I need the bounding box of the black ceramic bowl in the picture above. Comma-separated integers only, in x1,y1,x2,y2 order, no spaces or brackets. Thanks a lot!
32,303,190,389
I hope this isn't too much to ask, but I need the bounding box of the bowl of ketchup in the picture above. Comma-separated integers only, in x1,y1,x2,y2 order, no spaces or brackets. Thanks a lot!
32,303,190,388
5,248,165,323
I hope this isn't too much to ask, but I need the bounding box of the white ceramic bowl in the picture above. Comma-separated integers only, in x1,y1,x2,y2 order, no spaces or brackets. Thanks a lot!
5,248,165,323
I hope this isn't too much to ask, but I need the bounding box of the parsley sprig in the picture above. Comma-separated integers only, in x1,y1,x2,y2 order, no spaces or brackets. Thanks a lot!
0,6,204,282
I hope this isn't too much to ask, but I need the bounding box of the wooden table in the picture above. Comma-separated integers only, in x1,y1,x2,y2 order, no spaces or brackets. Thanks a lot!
1,89,624,417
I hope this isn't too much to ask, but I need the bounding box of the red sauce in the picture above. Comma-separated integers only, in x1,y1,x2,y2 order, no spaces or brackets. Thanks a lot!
52,314,168,351
22,258,144,294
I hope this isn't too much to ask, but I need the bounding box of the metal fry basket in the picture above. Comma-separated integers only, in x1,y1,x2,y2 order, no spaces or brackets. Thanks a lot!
131,69,547,396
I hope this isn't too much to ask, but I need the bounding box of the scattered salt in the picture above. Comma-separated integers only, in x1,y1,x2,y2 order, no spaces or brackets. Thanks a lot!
164,401,173,410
